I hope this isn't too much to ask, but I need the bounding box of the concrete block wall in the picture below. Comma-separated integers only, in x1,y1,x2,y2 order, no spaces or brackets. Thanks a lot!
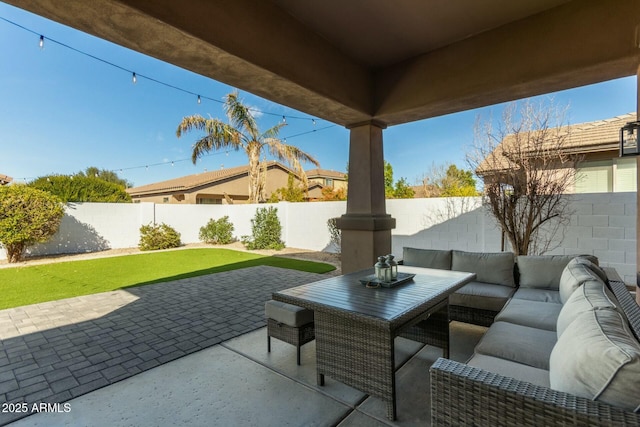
1,193,635,283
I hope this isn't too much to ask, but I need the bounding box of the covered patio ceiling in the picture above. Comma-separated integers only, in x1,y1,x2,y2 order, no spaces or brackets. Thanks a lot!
6,0,640,127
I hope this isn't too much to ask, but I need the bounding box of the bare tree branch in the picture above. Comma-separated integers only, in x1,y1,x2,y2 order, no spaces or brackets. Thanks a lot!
466,99,583,255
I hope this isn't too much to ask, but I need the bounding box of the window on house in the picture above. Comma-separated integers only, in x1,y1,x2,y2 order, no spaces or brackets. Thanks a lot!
196,198,222,204
325,178,334,187
613,157,637,192
575,158,637,193
162,197,169,203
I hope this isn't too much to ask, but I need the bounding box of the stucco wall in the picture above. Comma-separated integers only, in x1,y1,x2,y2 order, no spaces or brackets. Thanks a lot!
2,193,636,283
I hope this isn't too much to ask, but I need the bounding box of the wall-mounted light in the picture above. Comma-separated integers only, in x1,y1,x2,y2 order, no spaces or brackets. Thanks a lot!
620,121,640,157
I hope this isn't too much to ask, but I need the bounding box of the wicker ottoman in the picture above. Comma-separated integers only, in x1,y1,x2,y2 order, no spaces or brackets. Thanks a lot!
265,300,315,365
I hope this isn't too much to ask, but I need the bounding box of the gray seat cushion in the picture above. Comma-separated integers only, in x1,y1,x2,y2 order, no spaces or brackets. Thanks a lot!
449,281,515,312
512,288,561,304
451,250,515,287
550,310,640,412
265,300,313,327
475,321,557,370
556,279,620,338
494,298,561,331
402,247,452,270
467,353,550,388
516,255,576,289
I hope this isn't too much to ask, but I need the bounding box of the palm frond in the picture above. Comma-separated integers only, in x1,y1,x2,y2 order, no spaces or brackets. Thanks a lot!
265,139,320,167
224,91,259,141
261,123,286,140
178,115,244,164
176,115,209,138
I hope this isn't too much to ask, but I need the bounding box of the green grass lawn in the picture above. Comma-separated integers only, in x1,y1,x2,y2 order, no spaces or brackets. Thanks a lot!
0,248,335,310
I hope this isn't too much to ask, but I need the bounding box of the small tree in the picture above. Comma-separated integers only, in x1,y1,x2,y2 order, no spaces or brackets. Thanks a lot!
242,207,285,250
268,173,306,202
320,186,347,201
467,100,582,255
420,164,479,197
393,177,415,199
199,216,235,244
0,185,64,262
383,161,414,199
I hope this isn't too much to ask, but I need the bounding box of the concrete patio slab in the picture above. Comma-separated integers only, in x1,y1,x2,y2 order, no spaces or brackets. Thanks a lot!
6,322,487,427
7,344,352,427
222,328,424,408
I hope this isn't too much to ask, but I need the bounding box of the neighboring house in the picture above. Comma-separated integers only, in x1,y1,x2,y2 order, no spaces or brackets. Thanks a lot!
306,169,348,191
0,174,12,185
479,112,638,194
127,161,325,204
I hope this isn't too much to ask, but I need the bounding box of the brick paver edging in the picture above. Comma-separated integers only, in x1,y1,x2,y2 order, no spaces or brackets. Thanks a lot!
0,266,326,425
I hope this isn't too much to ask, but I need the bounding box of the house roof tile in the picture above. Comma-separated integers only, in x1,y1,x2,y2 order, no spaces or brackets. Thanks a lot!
127,161,297,196
0,174,13,185
478,112,636,174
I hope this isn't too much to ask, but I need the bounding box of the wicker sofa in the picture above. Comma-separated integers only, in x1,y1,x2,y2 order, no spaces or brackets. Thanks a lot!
403,247,599,327
402,248,640,425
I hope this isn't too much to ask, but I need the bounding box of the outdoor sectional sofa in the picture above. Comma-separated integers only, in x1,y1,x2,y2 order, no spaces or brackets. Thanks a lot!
402,247,640,426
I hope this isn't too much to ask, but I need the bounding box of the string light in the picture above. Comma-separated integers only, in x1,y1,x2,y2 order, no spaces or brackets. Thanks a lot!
14,124,337,182
3,16,323,125
1,15,339,182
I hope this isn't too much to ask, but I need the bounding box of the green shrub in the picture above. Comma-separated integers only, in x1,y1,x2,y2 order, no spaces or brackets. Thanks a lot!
139,223,181,251
29,175,131,203
241,207,285,250
199,216,235,244
0,185,65,263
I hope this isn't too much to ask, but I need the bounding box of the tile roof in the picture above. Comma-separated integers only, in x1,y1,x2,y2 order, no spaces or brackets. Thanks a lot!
478,112,636,174
306,169,347,180
127,161,295,196
0,174,12,185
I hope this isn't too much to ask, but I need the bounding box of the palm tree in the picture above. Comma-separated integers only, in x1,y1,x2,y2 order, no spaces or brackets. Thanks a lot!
176,92,320,203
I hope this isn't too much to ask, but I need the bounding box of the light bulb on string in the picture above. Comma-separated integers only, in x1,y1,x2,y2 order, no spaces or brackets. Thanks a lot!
171,161,174,166
132,72,137,84
39,35,44,49
197,95,201,104
312,119,316,126
282,116,286,124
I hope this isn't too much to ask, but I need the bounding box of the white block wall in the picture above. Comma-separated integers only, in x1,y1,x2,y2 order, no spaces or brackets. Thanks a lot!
2,193,636,283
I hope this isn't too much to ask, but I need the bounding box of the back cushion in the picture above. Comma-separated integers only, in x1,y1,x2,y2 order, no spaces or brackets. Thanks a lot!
402,247,452,270
550,310,640,412
517,255,575,289
451,250,515,287
559,258,602,304
556,279,619,337
572,256,608,284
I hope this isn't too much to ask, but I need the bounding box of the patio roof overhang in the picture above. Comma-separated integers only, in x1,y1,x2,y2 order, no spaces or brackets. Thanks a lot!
6,0,640,272
6,0,640,127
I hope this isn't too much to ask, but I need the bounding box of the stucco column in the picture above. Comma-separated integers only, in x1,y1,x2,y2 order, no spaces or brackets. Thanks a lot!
337,121,396,273
636,64,640,305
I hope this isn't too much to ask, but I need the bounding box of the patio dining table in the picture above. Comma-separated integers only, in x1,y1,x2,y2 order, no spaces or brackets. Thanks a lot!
272,265,475,420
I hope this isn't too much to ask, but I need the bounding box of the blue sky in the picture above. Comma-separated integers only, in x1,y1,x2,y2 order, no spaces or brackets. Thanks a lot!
1,2,637,188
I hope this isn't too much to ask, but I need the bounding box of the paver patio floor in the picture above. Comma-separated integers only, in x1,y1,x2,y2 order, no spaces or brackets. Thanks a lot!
0,266,327,425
